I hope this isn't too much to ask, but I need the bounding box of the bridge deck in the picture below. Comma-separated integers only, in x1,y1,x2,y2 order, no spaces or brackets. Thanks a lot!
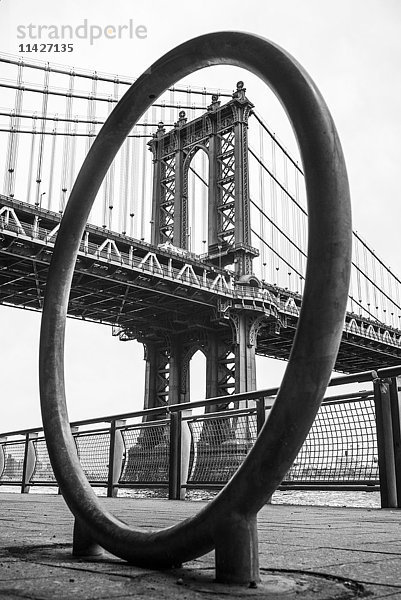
0,493,400,598
2,194,401,373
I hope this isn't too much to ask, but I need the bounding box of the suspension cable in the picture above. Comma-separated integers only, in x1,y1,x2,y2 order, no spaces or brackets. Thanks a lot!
250,199,306,257
251,228,304,279
249,146,307,215
252,111,303,174
0,54,232,96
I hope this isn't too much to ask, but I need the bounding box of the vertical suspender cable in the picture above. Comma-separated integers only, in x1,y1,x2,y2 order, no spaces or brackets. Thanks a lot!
270,137,278,285
86,73,98,153
355,237,362,313
26,114,37,205
294,166,304,292
379,262,386,322
4,61,24,198
102,96,114,228
47,115,58,211
108,78,120,230
119,136,129,235
130,132,139,238
68,116,78,199
201,90,207,254
282,155,291,289
190,156,195,252
388,270,396,328
387,269,394,326
60,72,74,212
348,273,354,313
140,115,148,240
188,88,194,251
363,244,370,313
292,163,301,284
371,251,378,318
4,113,15,194
147,104,158,239
87,74,99,225
13,64,24,198
34,65,50,207
258,121,266,280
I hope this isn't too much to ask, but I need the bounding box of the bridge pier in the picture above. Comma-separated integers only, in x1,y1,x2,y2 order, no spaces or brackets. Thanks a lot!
143,340,171,411
142,311,265,412
232,312,257,398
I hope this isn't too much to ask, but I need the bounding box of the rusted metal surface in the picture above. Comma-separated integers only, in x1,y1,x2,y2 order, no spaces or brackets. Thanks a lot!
39,32,352,582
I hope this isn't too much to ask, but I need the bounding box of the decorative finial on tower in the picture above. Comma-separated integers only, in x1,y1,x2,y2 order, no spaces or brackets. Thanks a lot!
155,121,165,138
207,93,221,112
148,121,165,152
232,81,246,101
175,110,187,128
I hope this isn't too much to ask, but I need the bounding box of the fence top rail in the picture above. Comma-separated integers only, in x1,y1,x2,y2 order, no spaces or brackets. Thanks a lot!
185,407,258,422
328,365,401,386
322,390,374,404
1,365,401,439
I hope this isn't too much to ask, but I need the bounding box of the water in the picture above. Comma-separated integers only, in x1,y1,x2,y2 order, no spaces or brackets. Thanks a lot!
271,489,380,509
1,485,381,509
184,489,381,509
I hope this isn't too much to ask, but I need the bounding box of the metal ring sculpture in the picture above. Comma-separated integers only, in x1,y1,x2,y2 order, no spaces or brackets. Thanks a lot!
39,32,352,583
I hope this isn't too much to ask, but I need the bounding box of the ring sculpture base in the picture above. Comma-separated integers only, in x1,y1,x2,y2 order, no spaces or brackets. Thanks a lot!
39,31,352,585
214,515,260,584
72,518,104,558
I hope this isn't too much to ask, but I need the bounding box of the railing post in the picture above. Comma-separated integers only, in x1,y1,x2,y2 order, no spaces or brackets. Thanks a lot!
257,395,276,435
180,410,192,498
389,377,401,503
21,432,37,494
256,395,275,504
373,377,401,508
169,410,182,500
107,419,126,498
256,396,265,434
0,437,6,481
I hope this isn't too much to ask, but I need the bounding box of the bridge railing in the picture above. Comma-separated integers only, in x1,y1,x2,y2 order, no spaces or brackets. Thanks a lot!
1,365,401,507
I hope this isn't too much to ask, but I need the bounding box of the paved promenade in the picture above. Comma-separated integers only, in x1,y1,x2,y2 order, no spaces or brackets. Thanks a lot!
0,493,401,598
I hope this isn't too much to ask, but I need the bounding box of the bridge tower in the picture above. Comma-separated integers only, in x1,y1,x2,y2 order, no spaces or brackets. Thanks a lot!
143,83,265,410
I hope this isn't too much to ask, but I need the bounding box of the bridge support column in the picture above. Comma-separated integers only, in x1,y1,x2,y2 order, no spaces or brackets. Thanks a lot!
143,340,170,411
169,337,188,405
205,332,236,410
143,334,199,411
233,313,257,398
204,313,263,410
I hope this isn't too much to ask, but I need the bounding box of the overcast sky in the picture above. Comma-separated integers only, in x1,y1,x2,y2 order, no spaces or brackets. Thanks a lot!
0,0,400,431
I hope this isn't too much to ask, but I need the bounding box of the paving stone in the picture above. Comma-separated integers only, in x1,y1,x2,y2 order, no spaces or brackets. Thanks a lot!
1,493,401,598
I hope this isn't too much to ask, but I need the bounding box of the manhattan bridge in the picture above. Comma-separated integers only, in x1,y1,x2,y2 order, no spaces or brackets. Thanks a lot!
1,53,401,412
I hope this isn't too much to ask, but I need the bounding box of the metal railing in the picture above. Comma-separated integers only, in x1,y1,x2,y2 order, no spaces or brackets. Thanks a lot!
1,364,401,507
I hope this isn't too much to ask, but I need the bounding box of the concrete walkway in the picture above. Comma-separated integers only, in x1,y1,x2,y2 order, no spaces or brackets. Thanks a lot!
0,493,401,598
